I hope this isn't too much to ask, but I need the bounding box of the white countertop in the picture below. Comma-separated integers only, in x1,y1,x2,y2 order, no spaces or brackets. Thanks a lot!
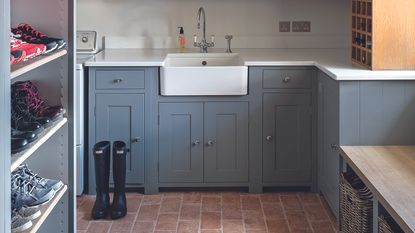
83,48,415,81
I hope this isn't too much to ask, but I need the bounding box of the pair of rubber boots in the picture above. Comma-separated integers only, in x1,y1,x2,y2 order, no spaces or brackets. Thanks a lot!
91,141,127,220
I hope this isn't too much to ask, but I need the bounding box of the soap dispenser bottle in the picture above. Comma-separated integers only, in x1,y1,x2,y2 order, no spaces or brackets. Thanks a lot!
178,26,185,52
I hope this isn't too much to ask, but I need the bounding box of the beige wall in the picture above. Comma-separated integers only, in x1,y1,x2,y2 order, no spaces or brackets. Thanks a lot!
77,0,350,49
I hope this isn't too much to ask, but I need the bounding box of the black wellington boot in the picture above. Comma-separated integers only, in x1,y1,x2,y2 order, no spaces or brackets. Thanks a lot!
111,141,127,219
91,141,111,220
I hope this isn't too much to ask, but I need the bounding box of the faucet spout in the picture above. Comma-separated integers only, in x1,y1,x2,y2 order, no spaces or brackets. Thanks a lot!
194,7,214,53
197,7,206,41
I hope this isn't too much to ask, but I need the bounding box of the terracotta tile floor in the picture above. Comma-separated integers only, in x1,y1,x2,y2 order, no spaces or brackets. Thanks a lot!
77,192,338,233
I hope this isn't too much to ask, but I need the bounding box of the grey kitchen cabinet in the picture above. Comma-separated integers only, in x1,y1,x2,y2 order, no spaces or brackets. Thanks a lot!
317,71,415,221
263,93,312,184
88,67,159,194
204,102,249,183
317,74,340,218
158,103,204,183
95,93,145,185
158,102,249,184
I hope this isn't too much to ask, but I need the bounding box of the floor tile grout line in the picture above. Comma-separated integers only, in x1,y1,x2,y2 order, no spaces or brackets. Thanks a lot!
174,194,183,233
318,193,339,232
129,195,143,233
198,194,202,233
298,193,316,233
280,193,292,233
259,194,270,233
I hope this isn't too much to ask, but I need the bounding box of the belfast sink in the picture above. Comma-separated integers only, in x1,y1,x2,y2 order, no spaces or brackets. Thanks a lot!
160,53,248,96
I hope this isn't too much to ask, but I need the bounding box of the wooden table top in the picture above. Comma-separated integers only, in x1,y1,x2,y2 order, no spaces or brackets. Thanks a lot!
340,146,415,233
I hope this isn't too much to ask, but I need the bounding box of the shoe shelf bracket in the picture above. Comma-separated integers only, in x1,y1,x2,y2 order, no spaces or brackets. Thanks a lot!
21,185,68,233
11,117,68,171
11,49,67,80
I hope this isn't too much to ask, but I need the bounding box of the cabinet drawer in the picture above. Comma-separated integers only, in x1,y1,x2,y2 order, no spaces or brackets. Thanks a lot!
262,69,312,89
95,70,145,90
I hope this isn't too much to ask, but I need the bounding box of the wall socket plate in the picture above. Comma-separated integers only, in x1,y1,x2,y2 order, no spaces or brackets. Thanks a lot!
292,21,311,32
279,21,291,32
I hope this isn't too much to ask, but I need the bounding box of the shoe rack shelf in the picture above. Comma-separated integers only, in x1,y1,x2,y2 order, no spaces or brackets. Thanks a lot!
11,117,68,171
0,0,74,232
351,0,415,70
11,49,67,79
21,185,68,233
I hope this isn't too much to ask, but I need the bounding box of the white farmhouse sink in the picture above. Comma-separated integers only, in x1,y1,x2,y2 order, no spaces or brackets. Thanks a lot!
160,53,248,96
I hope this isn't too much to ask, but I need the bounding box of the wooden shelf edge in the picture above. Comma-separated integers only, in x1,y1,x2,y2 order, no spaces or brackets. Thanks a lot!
11,49,68,80
11,117,68,171
21,185,68,233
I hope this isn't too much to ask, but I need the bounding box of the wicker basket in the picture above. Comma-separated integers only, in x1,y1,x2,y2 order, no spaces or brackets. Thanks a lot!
340,172,373,233
379,216,394,233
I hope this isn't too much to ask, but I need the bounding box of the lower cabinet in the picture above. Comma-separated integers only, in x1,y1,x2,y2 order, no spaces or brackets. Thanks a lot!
204,102,249,183
158,102,249,183
158,103,204,183
262,93,312,184
95,93,145,185
318,72,340,218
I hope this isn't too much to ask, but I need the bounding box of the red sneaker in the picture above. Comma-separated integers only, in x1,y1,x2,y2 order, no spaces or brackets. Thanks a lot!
10,33,46,60
10,50,26,65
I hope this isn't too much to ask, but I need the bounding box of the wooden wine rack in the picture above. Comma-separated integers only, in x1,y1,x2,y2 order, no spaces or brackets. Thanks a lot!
352,0,372,69
351,0,415,70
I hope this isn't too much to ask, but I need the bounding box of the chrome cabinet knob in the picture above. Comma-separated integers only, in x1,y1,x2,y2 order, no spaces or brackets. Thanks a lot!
266,136,273,141
206,140,216,146
132,137,142,143
283,76,291,83
114,78,123,84
192,140,201,146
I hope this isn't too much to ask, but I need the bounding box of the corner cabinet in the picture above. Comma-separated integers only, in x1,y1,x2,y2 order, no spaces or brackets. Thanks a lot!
317,72,340,219
158,102,249,184
88,67,158,194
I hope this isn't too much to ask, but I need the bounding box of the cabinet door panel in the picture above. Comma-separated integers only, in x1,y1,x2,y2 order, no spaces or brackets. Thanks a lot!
159,103,204,183
95,94,145,184
263,93,311,183
319,75,340,217
204,102,249,183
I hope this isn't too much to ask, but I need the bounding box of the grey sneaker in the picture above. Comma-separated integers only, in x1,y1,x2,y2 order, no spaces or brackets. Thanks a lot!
11,175,55,207
15,164,64,193
12,193,41,220
11,211,32,233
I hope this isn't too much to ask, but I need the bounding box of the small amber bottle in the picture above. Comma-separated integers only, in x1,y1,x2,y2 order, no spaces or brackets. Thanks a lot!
178,27,185,53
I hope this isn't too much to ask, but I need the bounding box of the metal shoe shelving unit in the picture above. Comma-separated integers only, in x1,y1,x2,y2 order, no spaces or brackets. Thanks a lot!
0,0,75,232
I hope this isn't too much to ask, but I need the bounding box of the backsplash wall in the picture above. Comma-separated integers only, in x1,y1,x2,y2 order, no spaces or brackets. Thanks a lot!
77,0,350,49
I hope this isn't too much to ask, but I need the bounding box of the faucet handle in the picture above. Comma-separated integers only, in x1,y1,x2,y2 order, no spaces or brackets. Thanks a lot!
225,35,233,53
211,35,215,43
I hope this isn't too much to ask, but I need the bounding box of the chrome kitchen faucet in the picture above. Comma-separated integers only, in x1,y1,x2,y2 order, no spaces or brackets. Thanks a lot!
194,7,214,53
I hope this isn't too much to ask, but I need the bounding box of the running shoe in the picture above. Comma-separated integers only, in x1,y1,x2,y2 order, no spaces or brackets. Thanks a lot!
11,174,55,207
15,164,64,194
13,24,66,50
10,33,46,60
12,194,41,221
10,50,26,65
12,30,58,54
11,211,32,233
